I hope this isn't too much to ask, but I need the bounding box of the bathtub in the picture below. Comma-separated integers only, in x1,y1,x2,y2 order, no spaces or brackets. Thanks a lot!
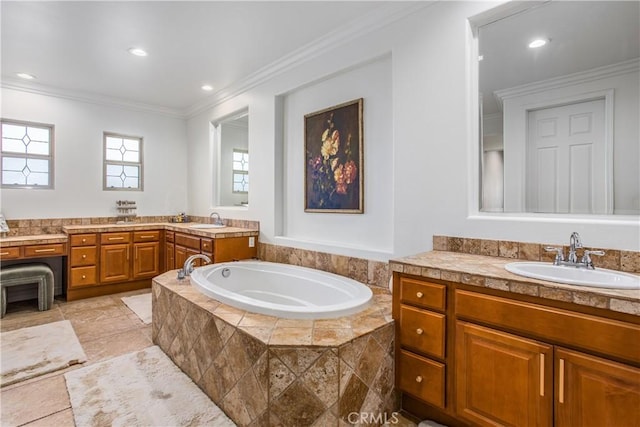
189,261,373,319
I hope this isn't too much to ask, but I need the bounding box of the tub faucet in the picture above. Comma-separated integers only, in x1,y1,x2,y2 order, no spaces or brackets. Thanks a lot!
210,212,224,226
177,254,212,279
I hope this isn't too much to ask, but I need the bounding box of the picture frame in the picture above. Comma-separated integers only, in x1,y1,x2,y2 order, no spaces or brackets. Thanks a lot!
304,98,364,213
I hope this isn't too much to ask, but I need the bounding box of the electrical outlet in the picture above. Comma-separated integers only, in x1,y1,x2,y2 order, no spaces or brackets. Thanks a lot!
249,237,255,247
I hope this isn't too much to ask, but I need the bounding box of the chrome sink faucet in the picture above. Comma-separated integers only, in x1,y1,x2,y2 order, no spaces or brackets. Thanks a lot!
177,254,212,279
544,232,605,270
210,212,224,226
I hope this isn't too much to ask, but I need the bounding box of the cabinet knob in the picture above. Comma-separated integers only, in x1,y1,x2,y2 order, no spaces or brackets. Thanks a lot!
416,328,424,335
82,238,86,243
82,275,86,279
415,376,423,383
416,292,423,298
82,254,87,259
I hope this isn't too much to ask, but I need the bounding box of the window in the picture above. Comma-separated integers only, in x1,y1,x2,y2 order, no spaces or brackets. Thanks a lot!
1,119,54,189
104,132,143,191
232,149,249,193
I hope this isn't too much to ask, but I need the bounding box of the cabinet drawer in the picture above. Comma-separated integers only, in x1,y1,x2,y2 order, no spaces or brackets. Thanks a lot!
70,266,97,287
0,246,21,259
400,276,446,310
201,238,213,253
70,233,97,246
399,350,445,408
175,233,201,251
70,246,97,266
133,230,160,242
400,305,446,359
101,232,131,244
166,231,175,243
23,243,66,258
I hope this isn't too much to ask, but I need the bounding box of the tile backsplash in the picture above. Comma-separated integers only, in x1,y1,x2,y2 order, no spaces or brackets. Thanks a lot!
433,235,640,274
0,216,259,238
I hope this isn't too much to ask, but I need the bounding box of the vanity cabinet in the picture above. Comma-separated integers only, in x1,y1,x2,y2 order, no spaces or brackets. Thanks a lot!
67,229,161,300
172,233,257,268
555,348,640,427
132,231,161,279
393,273,640,427
455,321,553,426
394,276,447,409
69,233,98,288
100,232,132,283
165,231,175,270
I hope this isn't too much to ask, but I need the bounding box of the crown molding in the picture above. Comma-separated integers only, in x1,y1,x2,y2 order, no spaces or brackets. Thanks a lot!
494,58,640,111
185,1,434,118
2,2,432,120
1,78,185,118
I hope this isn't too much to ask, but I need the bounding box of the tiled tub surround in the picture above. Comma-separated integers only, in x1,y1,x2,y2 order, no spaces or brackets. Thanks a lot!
258,243,391,290
152,271,396,427
390,250,640,316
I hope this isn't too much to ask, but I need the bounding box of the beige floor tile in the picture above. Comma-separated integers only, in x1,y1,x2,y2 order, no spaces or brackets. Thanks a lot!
61,303,131,323
0,306,65,333
0,375,70,427
22,408,75,427
70,314,141,343
82,328,153,364
57,295,121,315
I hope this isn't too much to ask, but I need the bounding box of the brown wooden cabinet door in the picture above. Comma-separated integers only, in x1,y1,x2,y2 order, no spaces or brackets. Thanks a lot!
556,347,640,427
455,321,553,427
133,242,160,279
165,242,175,271
99,244,130,283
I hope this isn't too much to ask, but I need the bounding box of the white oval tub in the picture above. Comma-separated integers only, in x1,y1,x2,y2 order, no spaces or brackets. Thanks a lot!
189,261,373,319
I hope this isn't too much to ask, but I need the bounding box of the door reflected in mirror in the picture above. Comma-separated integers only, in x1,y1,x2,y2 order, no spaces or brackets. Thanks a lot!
215,111,249,207
478,1,639,215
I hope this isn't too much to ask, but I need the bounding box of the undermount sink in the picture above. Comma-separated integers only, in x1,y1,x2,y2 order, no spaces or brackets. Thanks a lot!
189,224,226,229
505,262,640,290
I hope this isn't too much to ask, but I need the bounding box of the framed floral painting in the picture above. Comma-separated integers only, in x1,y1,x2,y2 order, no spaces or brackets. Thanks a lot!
305,98,363,213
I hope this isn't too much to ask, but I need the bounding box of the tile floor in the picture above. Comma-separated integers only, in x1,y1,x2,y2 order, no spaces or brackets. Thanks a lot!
0,289,153,427
0,290,418,427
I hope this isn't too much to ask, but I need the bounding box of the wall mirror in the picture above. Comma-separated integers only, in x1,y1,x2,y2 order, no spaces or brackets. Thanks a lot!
214,110,249,207
478,1,639,215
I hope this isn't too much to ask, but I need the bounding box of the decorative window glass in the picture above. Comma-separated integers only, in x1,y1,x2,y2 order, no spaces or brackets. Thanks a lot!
232,149,249,193
0,119,54,189
103,132,143,191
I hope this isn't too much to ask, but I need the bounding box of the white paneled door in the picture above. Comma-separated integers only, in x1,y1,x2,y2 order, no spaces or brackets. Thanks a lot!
526,99,607,214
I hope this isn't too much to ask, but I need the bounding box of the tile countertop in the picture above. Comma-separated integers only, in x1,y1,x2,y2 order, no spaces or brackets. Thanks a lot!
0,234,68,247
390,251,640,316
0,223,259,247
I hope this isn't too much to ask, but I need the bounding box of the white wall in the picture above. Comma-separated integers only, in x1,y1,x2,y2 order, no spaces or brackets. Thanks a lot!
186,1,639,257
1,88,188,218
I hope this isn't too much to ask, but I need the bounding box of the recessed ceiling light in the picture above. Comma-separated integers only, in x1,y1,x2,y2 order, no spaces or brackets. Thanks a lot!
16,72,36,80
128,47,148,57
478,55,484,61
201,85,214,91
528,39,548,49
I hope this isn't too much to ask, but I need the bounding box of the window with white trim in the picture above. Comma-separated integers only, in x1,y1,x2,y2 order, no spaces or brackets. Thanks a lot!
1,119,54,189
104,132,143,191
232,149,249,193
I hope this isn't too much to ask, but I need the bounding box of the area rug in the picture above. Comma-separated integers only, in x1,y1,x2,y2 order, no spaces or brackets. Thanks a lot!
64,345,236,427
0,320,87,387
121,293,152,324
